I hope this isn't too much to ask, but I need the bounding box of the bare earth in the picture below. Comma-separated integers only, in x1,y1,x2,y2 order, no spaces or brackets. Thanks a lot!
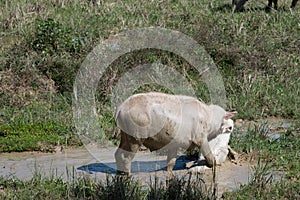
0,145,253,197
0,118,292,198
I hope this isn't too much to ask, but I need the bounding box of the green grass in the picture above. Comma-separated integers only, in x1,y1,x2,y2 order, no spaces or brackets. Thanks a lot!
230,122,300,178
0,95,81,152
0,0,299,198
0,0,299,150
0,122,299,199
223,121,300,199
223,163,300,199
0,173,214,200
222,160,300,199
1,0,299,119
0,120,72,152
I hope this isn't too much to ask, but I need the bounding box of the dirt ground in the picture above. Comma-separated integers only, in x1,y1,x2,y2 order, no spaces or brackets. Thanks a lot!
0,145,255,197
1,119,292,197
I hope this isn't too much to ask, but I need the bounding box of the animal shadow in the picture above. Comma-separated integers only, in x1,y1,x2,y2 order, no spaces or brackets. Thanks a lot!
77,155,200,174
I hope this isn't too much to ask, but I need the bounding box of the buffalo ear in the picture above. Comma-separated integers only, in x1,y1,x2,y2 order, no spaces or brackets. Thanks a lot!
225,110,237,119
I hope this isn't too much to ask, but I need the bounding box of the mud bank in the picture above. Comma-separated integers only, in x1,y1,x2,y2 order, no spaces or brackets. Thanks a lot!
0,146,254,197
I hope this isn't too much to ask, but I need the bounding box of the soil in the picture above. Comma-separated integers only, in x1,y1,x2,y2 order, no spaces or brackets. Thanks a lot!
0,145,255,198
0,118,291,198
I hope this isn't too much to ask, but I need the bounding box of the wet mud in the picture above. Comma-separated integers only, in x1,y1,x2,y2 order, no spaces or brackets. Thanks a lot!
0,118,292,197
0,146,253,197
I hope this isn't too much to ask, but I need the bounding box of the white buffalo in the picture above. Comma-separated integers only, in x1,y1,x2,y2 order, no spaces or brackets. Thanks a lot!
114,92,237,174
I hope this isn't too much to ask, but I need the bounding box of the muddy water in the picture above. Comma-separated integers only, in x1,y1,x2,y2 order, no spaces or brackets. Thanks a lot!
0,146,253,197
0,119,293,197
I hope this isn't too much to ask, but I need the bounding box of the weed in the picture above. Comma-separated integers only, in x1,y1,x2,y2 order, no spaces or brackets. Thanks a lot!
0,1,299,198
0,173,218,200
96,175,143,200
250,158,274,189
223,159,299,199
0,120,70,152
148,173,216,200
1,0,299,120
225,121,300,198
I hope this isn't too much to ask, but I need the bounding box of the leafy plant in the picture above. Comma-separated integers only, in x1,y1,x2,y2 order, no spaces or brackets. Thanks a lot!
30,18,83,54
0,120,72,152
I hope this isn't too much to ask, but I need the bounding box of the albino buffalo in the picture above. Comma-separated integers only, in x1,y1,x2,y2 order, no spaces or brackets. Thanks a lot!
114,92,237,174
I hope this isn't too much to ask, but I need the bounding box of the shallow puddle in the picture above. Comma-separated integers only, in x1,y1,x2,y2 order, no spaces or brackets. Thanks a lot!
0,146,254,197
1,118,294,197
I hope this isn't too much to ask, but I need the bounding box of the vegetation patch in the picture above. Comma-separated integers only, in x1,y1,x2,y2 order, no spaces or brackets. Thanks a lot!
0,120,73,152
0,0,299,198
0,173,216,200
0,123,299,199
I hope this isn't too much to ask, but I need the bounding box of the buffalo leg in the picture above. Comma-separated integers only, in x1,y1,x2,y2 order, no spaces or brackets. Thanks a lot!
115,131,140,175
273,0,278,10
266,0,273,11
166,150,177,172
290,0,298,12
232,0,239,6
198,138,215,167
291,0,298,8
267,0,279,10
234,0,248,11
267,0,272,7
